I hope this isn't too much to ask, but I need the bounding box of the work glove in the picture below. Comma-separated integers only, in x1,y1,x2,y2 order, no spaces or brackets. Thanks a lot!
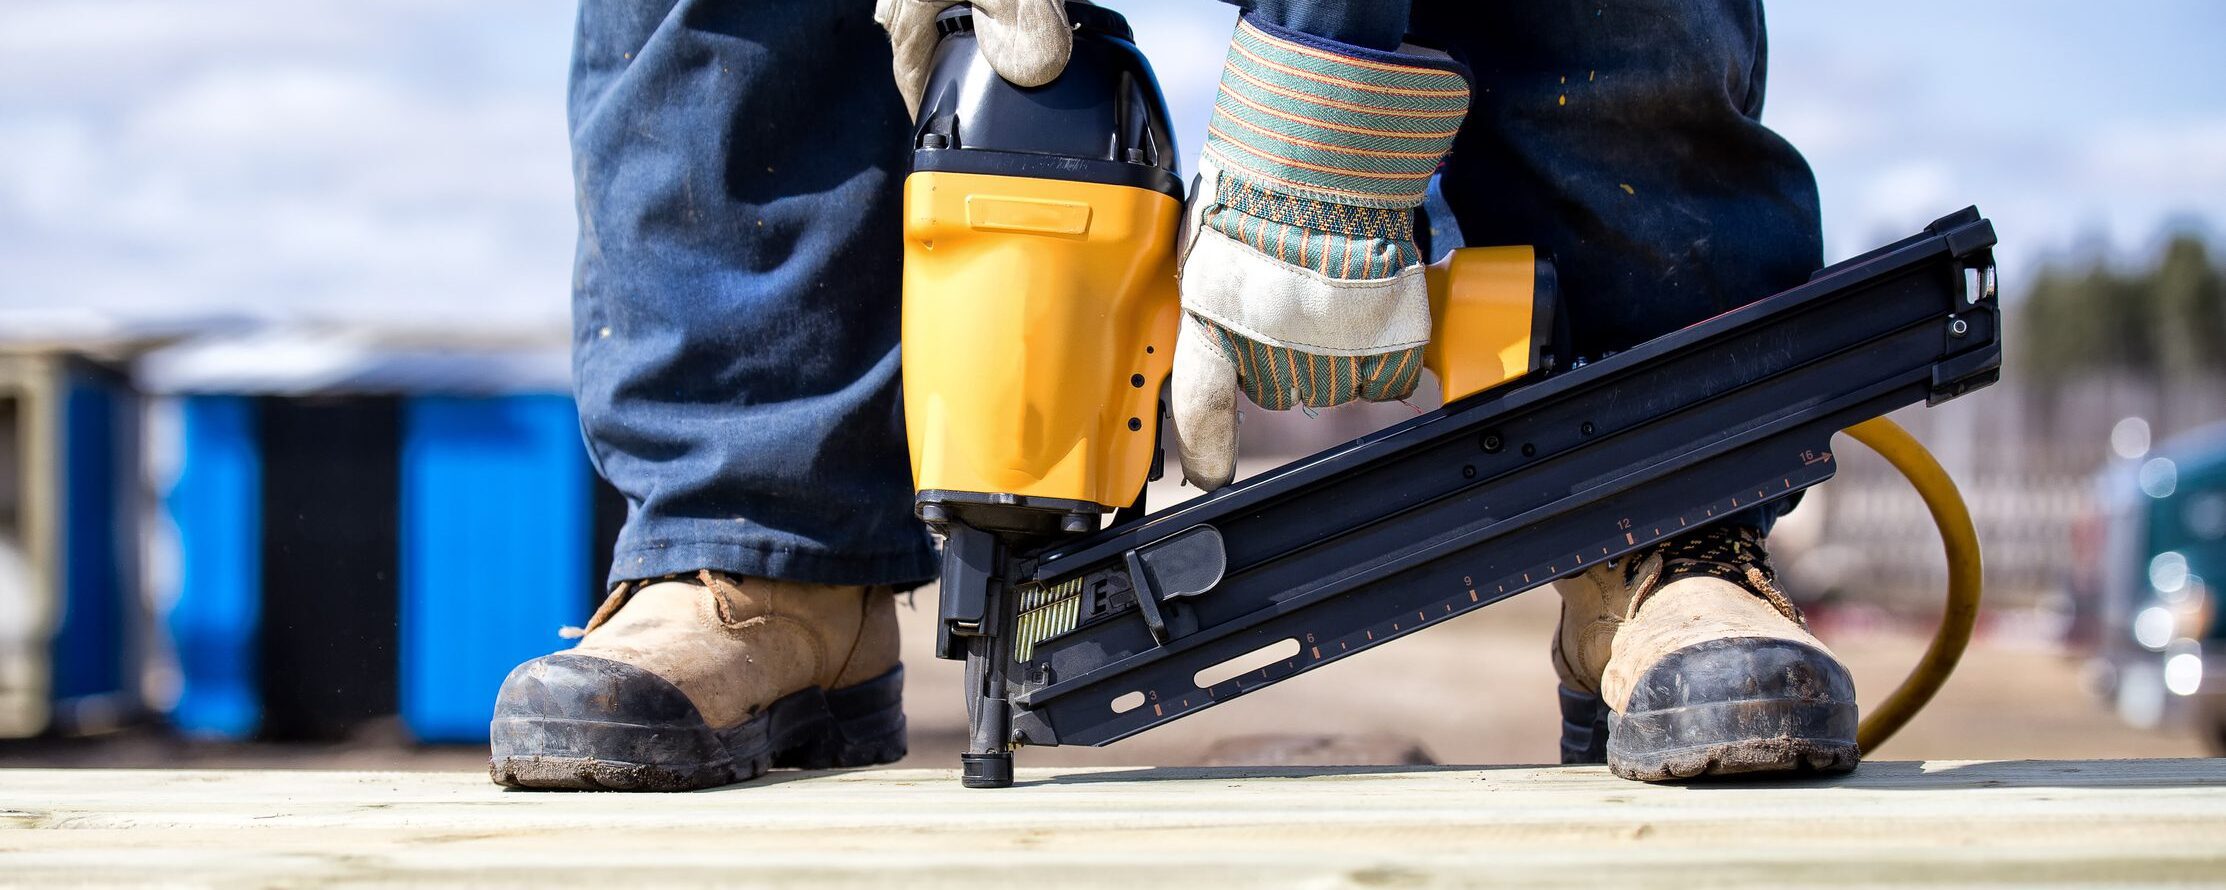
876,0,1077,118
1172,18,1471,490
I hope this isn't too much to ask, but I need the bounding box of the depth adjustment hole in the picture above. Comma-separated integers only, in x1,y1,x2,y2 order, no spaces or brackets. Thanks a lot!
1193,638,1301,689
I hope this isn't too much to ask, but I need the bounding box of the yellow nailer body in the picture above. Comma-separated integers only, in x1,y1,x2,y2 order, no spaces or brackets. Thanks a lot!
902,170,1550,515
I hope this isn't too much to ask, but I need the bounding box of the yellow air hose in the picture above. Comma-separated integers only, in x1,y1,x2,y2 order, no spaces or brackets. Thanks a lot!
1839,416,1984,752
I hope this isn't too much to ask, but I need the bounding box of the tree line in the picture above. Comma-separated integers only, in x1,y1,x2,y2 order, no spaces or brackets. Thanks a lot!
2022,233,2226,386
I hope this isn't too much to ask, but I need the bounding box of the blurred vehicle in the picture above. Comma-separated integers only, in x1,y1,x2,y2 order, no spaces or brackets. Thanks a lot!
2082,421,2226,751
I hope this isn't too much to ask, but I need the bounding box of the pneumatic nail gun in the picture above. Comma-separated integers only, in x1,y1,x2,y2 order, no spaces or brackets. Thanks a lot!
900,3,2000,787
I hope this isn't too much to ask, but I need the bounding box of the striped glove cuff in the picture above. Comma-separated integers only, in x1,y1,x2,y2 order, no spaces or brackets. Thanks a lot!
1202,16,1470,211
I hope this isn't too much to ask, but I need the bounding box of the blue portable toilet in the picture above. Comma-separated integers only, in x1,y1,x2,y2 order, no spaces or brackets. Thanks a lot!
163,396,262,737
400,395,597,742
52,369,134,722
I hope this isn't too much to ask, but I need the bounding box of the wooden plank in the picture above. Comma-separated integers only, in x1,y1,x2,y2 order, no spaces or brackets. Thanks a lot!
4,760,2225,886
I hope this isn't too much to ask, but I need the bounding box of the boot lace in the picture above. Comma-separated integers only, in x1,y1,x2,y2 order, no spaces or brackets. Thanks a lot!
1620,524,1801,622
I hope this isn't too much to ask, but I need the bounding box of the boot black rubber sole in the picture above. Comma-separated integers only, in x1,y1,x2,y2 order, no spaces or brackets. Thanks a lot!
489,659,906,792
1579,638,1861,782
1606,700,1860,781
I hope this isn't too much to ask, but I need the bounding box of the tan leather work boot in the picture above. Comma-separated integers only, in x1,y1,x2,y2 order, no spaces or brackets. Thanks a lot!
489,571,905,791
1551,524,1859,781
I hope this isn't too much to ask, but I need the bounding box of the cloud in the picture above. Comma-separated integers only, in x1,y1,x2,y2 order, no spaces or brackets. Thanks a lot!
1761,3,2226,285
1853,161,1957,234
2,0,2220,335
2081,118,2226,197
0,0,574,331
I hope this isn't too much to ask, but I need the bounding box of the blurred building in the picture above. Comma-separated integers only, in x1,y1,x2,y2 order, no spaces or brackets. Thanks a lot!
6,289,2219,746
135,326,623,744
4,322,634,744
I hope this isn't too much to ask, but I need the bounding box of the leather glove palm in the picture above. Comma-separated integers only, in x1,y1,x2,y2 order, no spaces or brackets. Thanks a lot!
1172,17,1470,490
876,0,1076,118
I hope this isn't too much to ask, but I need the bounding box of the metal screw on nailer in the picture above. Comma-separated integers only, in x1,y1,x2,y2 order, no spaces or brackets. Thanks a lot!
1948,317,1970,337
1481,432,1504,453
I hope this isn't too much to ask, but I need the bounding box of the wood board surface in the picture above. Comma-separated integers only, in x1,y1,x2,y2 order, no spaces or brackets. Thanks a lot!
4,760,2224,887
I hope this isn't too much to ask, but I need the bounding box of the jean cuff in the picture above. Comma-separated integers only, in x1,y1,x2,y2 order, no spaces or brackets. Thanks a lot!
608,535,938,592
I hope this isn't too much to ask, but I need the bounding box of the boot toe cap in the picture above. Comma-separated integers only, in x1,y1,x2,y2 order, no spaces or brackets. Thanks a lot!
1608,638,1861,781
489,653,736,789
493,652,709,725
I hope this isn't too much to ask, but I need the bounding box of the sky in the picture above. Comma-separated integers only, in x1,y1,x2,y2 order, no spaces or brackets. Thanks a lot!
2,0,2221,334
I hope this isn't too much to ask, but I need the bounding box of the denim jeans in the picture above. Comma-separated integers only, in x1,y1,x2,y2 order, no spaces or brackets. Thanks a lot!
569,0,1820,589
